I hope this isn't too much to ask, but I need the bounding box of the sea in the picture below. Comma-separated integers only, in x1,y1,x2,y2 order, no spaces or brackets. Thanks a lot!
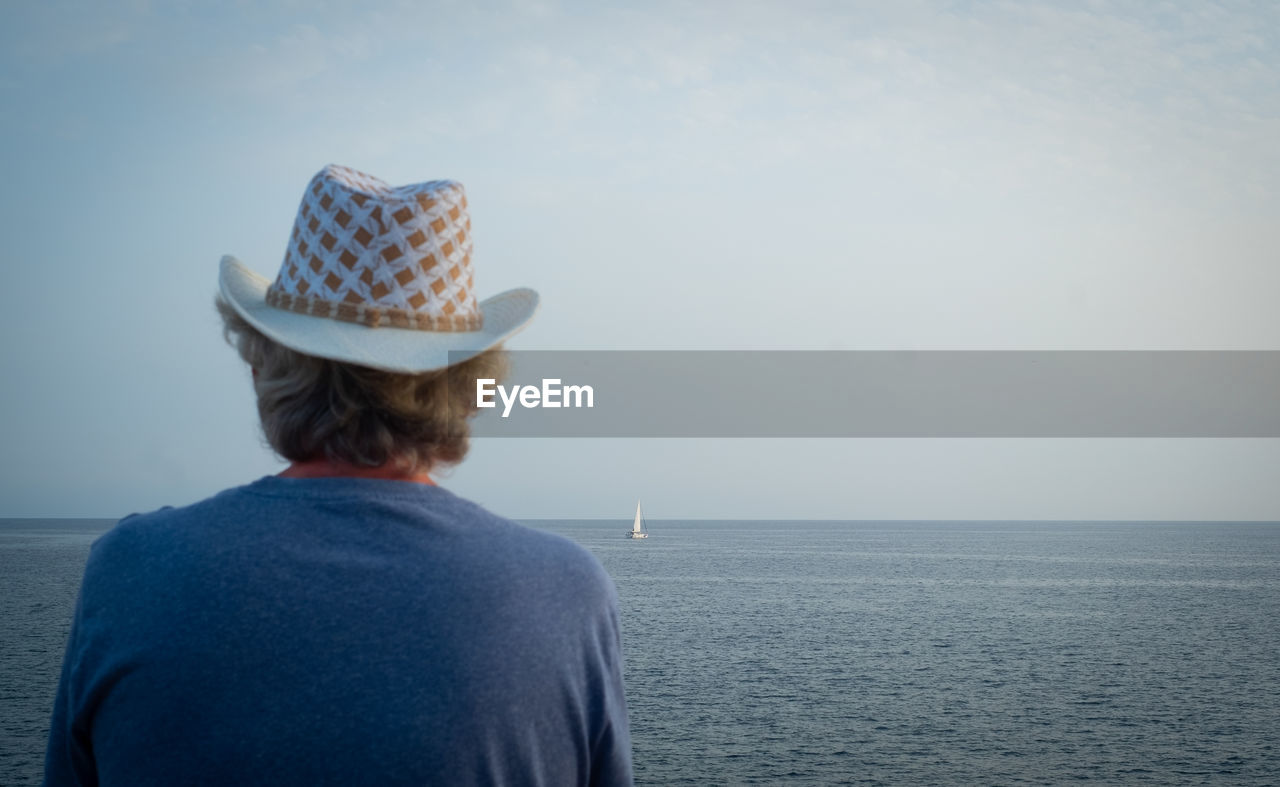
2,518,1278,785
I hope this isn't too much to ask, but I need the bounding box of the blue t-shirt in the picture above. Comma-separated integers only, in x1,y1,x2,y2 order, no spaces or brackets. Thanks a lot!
44,476,632,786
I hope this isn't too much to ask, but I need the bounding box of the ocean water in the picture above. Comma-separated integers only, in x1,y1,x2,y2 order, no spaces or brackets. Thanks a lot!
563,520,1280,785
3,518,1279,785
0,520,113,784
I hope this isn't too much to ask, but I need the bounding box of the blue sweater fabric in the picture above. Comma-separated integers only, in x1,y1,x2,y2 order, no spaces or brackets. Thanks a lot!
44,476,632,786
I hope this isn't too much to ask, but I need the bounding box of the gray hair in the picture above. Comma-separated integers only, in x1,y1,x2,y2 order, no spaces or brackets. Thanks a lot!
216,296,508,472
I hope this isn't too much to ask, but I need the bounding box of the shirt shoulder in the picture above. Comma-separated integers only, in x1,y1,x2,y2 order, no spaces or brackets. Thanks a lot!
93,477,616,600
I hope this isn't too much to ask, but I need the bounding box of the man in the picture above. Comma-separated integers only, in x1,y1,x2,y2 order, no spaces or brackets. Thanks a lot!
44,165,633,786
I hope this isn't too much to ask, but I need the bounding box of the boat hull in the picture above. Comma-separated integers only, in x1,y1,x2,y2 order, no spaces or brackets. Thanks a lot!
626,532,648,539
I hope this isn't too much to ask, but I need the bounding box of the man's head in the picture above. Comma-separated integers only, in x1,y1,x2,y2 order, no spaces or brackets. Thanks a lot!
214,164,536,472
217,296,508,474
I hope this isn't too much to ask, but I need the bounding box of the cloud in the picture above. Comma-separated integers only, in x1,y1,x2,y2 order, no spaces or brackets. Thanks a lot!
1,2,138,65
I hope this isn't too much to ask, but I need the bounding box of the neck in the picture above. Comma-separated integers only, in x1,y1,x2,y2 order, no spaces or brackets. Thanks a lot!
279,457,435,485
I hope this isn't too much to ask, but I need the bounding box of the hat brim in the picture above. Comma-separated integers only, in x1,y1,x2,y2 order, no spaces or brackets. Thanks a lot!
219,256,538,373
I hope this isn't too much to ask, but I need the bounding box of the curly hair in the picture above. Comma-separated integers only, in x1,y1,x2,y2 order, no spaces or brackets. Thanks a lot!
216,297,508,473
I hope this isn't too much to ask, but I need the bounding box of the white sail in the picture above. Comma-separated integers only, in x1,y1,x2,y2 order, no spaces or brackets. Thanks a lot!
627,500,649,538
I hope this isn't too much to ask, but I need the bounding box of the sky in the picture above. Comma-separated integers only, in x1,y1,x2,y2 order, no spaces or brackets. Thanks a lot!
0,0,1277,520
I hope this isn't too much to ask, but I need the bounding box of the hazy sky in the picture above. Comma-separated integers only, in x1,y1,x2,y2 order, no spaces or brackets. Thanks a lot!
1,0,1277,519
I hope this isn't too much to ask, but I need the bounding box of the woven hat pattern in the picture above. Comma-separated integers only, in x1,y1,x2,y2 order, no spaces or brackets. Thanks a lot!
265,164,481,331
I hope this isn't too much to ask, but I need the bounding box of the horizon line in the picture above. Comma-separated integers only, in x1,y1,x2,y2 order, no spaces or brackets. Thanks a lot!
3,516,1278,525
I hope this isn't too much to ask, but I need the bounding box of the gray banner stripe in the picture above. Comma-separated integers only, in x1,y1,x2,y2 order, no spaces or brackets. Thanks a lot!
449,351,1280,437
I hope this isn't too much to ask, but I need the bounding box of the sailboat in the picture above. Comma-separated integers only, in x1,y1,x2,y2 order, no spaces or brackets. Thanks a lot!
626,500,649,539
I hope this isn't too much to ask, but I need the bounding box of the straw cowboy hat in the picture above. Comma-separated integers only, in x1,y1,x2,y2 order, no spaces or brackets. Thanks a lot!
219,164,538,373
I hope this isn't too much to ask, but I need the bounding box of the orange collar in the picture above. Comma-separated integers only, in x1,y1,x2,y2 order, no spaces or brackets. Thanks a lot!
279,458,435,486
